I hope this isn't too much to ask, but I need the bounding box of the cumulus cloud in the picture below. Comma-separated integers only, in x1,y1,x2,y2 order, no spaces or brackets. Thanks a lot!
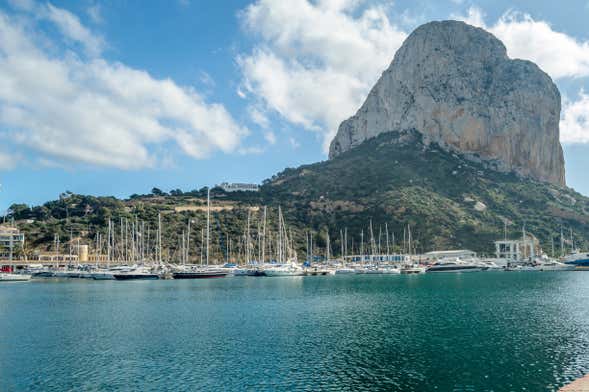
457,7,589,79
455,7,589,144
44,3,105,56
0,151,16,170
238,0,407,151
238,2,589,150
0,7,247,169
561,92,589,144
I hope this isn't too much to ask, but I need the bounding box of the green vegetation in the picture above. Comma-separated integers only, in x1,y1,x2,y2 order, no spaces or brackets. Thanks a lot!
4,130,589,260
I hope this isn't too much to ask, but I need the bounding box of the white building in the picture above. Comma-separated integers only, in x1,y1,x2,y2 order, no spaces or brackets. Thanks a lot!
217,182,259,192
495,238,537,262
0,225,25,260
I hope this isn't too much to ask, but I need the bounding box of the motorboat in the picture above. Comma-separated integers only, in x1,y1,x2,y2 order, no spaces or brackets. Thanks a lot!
264,263,304,277
562,250,589,268
0,273,32,282
112,265,160,280
172,265,228,279
536,260,575,271
400,265,426,274
426,258,483,273
335,267,356,274
504,264,537,271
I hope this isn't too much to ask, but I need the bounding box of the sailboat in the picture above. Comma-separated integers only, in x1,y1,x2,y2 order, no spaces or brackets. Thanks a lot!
265,207,303,277
172,189,228,279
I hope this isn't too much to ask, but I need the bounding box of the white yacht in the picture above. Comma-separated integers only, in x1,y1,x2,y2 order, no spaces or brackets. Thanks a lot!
534,257,575,271
91,268,116,280
335,267,356,274
536,261,575,271
265,263,304,277
427,258,483,273
562,250,589,268
112,265,160,280
400,265,427,274
0,272,32,282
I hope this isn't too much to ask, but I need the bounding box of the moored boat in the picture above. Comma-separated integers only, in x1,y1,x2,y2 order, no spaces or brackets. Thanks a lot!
562,250,589,268
427,258,483,273
172,268,228,279
264,263,304,277
112,265,159,280
0,273,32,282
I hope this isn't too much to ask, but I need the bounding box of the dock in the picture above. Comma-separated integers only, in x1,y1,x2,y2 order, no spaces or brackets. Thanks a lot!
560,375,589,391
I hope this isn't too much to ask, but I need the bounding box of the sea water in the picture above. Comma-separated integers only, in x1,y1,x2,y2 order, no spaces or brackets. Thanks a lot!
1,272,589,391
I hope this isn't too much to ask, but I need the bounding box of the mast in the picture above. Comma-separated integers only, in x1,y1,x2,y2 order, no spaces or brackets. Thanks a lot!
326,230,330,262
186,219,191,264
385,223,390,255
278,206,283,263
408,224,412,257
157,212,162,265
360,230,364,261
309,230,313,264
206,188,210,266
200,228,204,265
340,229,344,261
246,209,251,264
107,219,111,268
344,227,348,260
378,226,382,255
261,206,267,264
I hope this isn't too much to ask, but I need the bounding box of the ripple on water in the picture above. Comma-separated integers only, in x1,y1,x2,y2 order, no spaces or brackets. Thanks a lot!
2,273,589,391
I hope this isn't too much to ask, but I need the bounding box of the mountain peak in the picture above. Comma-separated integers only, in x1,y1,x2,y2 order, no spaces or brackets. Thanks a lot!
329,20,565,186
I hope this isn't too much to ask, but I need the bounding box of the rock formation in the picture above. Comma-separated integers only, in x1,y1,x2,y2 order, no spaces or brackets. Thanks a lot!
329,20,565,186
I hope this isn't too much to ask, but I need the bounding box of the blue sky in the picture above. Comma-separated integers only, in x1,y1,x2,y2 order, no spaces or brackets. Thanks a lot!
1,0,589,211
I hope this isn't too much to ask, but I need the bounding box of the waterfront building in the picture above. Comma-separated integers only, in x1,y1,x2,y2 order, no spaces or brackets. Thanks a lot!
217,182,259,192
494,237,538,262
0,225,25,260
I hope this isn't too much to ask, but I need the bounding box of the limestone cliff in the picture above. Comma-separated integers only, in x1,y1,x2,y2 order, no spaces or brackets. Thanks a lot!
329,20,565,186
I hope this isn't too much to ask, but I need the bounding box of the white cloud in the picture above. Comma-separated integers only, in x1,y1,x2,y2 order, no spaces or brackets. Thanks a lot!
238,0,407,152
248,106,270,128
0,151,16,170
44,3,105,56
289,137,300,149
86,3,103,24
264,130,276,145
0,8,247,169
456,7,589,79
561,92,589,144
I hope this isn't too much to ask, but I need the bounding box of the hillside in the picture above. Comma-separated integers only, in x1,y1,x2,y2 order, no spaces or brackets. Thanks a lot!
263,130,589,254
5,130,589,261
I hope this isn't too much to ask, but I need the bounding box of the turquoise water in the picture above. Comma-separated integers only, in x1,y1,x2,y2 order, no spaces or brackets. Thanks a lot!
2,273,589,391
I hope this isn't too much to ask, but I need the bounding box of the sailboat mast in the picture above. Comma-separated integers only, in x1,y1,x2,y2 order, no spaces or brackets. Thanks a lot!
261,206,267,263
385,223,390,255
206,188,210,266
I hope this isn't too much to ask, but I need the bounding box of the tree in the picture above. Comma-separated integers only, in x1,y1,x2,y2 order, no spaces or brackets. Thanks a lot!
151,187,165,196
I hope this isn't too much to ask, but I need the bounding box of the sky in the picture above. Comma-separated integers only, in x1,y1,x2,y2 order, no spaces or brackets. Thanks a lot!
1,0,589,211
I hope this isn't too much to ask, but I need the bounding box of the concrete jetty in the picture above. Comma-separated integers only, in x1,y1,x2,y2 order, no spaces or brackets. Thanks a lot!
560,375,589,391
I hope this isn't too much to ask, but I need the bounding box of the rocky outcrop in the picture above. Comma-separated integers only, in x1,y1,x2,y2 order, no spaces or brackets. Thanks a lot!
329,20,565,186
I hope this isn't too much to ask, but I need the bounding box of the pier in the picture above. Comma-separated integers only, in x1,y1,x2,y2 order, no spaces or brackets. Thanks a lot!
560,375,589,391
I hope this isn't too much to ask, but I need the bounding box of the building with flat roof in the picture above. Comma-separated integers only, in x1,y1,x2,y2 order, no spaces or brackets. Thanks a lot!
217,182,259,192
0,225,25,260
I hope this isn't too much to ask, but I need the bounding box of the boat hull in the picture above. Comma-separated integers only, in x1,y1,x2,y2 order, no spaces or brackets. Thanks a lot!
91,272,115,280
0,273,32,282
113,274,159,280
427,266,483,273
172,272,227,279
